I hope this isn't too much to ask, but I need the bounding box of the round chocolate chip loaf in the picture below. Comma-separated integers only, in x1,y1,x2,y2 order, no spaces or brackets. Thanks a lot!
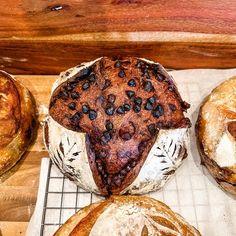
196,76,236,196
44,57,191,195
54,195,201,236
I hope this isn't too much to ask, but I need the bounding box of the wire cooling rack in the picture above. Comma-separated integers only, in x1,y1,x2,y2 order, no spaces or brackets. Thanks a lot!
40,161,104,235
38,69,236,236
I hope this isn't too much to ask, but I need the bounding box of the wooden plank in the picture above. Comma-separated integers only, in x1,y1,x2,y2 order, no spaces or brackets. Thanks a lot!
0,0,235,37
1,35,236,75
0,221,28,236
0,1,236,74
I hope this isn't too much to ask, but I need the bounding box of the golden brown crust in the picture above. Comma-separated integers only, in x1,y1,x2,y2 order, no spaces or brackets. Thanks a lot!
54,196,201,236
0,71,36,176
196,76,236,196
54,202,102,236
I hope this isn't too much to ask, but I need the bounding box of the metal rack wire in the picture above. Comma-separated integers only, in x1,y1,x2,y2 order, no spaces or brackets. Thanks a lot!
39,73,236,236
40,161,103,235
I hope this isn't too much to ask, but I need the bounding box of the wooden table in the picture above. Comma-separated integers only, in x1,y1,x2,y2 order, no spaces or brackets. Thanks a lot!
0,76,56,236
0,1,236,235
0,0,236,75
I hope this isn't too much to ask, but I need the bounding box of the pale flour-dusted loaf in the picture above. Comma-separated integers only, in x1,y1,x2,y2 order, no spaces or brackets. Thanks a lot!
54,195,201,236
0,71,36,176
44,57,191,195
196,76,236,195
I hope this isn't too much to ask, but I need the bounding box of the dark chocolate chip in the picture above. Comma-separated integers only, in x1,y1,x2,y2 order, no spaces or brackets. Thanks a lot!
120,132,132,141
88,73,96,82
123,103,131,111
58,90,69,100
136,60,144,68
133,104,141,113
156,73,165,81
143,66,149,73
169,103,176,112
101,131,112,143
128,79,136,87
181,101,190,109
71,112,82,122
114,60,122,68
82,104,90,114
105,121,113,131
152,104,164,118
143,71,150,80
138,141,147,153
126,90,135,98
134,97,142,105
118,70,126,78
105,105,115,116
97,95,106,104
117,106,125,114
148,96,156,104
77,68,91,78
71,92,80,99
82,82,90,90
143,81,154,92
107,94,116,103
68,102,76,110
144,101,154,110
152,64,159,71
88,110,97,120
148,123,157,136
103,79,111,90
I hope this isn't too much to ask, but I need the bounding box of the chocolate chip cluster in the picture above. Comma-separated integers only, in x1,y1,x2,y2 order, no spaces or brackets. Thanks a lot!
49,57,190,195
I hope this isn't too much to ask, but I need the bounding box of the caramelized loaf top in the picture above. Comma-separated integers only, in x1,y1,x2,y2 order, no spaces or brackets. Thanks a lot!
49,57,190,195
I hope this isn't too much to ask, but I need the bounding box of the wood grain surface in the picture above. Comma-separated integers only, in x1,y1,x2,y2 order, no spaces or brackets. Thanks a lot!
0,0,236,74
0,75,56,236
1,0,236,37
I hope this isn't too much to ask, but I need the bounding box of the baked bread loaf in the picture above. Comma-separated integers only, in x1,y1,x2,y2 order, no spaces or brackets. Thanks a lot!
196,76,236,196
44,57,191,195
54,195,201,236
0,71,36,176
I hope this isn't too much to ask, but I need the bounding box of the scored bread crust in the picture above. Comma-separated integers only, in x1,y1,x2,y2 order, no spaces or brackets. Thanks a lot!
0,71,36,176
196,76,236,195
54,195,201,236
45,57,190,195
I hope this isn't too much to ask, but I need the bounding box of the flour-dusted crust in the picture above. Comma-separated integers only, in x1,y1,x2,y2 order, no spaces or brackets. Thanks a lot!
196,76,236,196
45,57,190,195
0,71,36,176
54,195,201,236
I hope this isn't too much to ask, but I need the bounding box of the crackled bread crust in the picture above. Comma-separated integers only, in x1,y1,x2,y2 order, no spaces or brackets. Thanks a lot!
46,57,191,195
196,76,236,195
0,71,36,176
54,195,201,236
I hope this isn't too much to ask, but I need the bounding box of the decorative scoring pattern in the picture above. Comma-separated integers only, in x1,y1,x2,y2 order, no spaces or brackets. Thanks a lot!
40,69,236,236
